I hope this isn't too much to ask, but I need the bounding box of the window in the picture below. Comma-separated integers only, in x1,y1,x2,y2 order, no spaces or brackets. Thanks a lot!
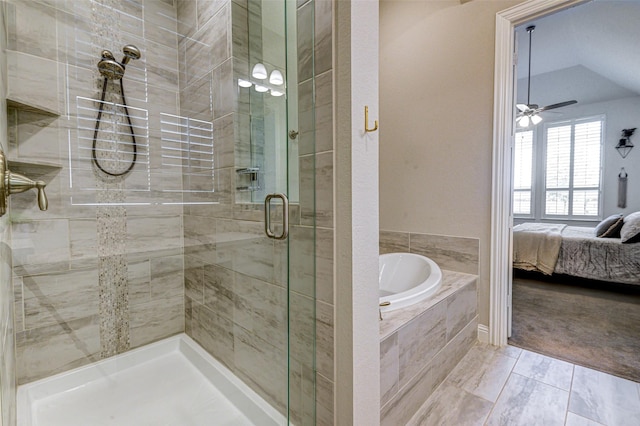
544,118,603,218
513,130,533,216
513,116,604,220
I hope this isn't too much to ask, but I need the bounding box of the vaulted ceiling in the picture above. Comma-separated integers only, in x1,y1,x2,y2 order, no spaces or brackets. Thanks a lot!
515,0,640,106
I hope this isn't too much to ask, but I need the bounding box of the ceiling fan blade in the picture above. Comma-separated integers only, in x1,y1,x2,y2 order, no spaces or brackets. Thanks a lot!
538,100,577,112
516,104,529,112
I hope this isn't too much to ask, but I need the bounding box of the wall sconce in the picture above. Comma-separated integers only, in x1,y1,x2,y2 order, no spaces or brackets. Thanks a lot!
616,128,635,159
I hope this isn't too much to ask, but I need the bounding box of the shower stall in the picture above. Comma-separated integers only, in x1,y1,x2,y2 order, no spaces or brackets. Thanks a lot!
0,0,319,424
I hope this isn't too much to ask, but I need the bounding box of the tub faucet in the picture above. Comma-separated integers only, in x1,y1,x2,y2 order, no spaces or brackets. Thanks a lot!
379,301,390,321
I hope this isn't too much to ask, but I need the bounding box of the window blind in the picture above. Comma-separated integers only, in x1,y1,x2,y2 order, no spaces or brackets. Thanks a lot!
544,118,602,217
514,130,533,215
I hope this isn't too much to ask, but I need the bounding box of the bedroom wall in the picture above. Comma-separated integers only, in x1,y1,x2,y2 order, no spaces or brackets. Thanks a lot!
379,0,524,330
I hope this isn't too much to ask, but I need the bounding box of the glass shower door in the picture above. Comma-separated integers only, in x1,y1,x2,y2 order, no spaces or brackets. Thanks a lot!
242,0,317,423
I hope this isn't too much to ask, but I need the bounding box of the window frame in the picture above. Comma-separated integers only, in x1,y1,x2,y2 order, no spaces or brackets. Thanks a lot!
512,115,605,222
541,115,605,221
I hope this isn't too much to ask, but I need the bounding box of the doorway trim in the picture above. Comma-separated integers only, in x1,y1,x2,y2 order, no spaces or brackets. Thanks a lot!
489,0,587,346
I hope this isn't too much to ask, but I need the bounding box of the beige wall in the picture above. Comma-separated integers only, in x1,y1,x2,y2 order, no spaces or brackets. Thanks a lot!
379,0,525,327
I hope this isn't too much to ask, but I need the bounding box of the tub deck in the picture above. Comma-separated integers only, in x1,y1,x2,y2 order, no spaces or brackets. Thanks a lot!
379,270,477,340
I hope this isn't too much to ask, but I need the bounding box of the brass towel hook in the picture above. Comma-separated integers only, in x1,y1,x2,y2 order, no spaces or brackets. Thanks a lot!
364,106,378,133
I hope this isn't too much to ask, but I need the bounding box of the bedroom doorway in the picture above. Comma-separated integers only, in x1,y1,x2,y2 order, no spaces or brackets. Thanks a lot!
492,0,640,382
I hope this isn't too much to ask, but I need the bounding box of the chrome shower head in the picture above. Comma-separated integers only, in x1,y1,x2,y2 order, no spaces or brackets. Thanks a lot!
121,45,141,66
98,50,125,80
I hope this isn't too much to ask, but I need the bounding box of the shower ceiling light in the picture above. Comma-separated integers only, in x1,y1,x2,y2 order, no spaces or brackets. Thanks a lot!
269,70,284,85
252,63,268,80
238,78,252,88
254,84,269,93
270,89,284,97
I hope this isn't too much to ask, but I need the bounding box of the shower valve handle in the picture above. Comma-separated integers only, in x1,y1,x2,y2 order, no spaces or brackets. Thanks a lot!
0,149,49,216
8,171,48,211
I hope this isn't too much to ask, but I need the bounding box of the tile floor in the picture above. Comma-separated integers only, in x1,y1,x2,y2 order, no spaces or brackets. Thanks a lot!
408,343,640,426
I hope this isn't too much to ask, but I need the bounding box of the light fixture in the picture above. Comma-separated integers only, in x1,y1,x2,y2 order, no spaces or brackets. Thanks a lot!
252,63,267,80
269,70,284,85
270,89,284,97
254,84,269,93
238,78,252,88
615,128,636,159
516,25,577,128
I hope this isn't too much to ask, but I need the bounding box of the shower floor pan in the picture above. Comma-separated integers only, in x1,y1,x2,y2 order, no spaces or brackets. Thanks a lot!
17,334,284,426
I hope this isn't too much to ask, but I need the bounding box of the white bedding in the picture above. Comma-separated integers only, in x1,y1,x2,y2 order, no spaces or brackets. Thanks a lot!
513,223,566,275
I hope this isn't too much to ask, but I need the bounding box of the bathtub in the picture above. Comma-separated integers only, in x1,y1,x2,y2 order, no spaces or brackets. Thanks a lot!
379,253,443,312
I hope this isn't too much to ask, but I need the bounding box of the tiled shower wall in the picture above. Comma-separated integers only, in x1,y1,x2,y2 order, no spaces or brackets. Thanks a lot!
5,0,335,423
6,0,184,384
0,2,17,424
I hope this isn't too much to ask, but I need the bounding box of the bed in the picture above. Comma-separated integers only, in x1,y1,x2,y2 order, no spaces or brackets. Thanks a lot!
512,222,640,285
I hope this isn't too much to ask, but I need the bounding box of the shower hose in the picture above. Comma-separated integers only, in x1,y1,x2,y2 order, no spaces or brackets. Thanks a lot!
91,77,137,177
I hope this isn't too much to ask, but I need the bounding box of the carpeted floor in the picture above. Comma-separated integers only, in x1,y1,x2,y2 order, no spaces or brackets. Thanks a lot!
509,271,640,383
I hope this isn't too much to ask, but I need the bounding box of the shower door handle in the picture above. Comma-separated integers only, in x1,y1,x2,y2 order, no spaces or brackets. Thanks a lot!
264,193,289,240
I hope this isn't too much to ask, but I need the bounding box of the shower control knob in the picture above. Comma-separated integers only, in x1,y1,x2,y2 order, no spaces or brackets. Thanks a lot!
8,171,48,211
0,150,49,216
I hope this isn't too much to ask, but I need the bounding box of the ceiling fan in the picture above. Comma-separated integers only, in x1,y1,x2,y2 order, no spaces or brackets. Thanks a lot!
516,25,577,127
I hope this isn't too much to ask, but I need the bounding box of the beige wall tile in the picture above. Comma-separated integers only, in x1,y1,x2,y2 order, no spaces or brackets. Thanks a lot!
7,50,62,115
203,263,234,320
22,269,98,330
446,279,477,341
380,333,399,406
16,315,101,384
234,324,287,414
410,232,480,275
398,301,447,387
380,230,410,254
316,372,334,426
316,300,334,381
6,0,58,61
12,219,70,274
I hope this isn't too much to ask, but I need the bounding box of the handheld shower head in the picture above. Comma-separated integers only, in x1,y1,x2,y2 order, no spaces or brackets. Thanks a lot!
121,45,141,66
98,50,125,80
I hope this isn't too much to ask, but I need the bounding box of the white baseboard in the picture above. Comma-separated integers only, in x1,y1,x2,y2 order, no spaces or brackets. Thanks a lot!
477,324,489,344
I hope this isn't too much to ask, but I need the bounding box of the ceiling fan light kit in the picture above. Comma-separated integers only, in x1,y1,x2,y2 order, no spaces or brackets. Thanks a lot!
516,25,577,128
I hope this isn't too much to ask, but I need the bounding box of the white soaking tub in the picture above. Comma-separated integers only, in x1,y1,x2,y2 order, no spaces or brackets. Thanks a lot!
379,253,443,312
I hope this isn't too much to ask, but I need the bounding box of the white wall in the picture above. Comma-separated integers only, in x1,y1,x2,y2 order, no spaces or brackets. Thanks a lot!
379,0,524,328
336,0,380,423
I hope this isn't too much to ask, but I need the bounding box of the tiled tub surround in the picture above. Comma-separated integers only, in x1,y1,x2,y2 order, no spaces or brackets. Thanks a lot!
380,230,480,275
380,271,478,426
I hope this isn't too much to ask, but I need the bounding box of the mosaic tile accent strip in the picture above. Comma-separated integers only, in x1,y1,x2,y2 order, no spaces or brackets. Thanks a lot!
92,0,131,358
